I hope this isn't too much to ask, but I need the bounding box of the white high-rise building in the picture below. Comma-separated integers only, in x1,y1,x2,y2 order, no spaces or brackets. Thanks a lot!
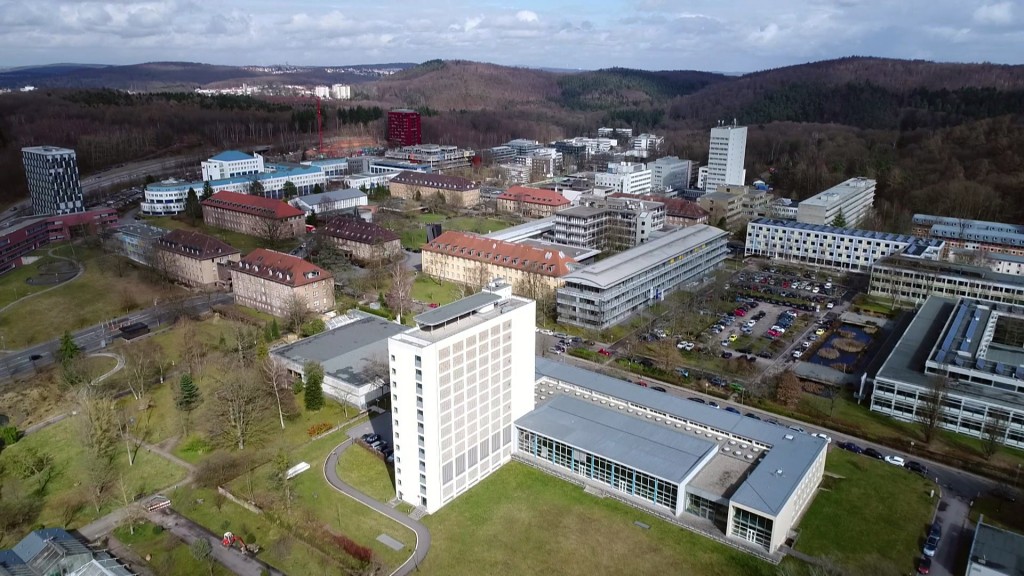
21,146,84,216
388,280,536,514
650,156,692,191
330,84,352,99
705,123,747,193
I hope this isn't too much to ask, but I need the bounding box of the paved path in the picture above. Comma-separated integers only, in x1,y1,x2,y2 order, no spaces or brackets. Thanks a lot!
323,440,431,576
0,245,84,318
89,351,125,385
145,509,285,576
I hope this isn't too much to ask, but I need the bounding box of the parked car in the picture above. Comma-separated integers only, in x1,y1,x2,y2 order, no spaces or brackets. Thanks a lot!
885,455,906,467
811,433,832,444
837,441,863,454
916,556,931,574
788,425,806,434
707,401,720,409
362,433,381,444
863,447,884,460
674,367,690,378
597,348,613,357
651,386,667,393
923,534,940,557
906,461,928,475
634,380,648,388
744,412,762,420
720,352,733,359
688,397,706,404
928,522,942,539
724,406,741,414
548,346,564,354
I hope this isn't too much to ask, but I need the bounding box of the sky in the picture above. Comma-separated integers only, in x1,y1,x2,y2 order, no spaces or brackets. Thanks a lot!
0,0,1022,71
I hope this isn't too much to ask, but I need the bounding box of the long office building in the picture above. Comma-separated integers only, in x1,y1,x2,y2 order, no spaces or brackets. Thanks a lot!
745,218,945,272
557,225,729,329
384,144,475,173
869,254,1024,308
521,359,826,554
912,214,1024,258
553,194,665,250
650,156,693,191
388,280,536,514
22,146,84,216
705,124,746,193
871,296,1024,449
796,177,876,227
594,162,653,196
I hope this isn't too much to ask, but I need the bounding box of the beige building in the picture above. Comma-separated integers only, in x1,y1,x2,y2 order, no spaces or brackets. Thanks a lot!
321,217,402,264
497,186,570,218
388,171,480,207
421,230,578,299
227,248,334,317
608,193,709,227
154,229,240,288
202,190,305,239
698,191,745,230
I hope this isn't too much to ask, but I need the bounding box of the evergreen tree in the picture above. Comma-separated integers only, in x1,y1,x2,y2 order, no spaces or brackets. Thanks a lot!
58,331,80,365
184,187,202,224
831,209,847,228
175,373,202,433
312,183,323,195
270,318,281,340
303,361,324,411
282,180,298,198
306,209,318,227
201,181,214,201
249,178,265,197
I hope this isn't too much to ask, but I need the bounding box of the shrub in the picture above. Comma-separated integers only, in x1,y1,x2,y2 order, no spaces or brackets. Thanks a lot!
833,338,866,353
300,318,326,337
179,435,214,456
817,347,840,360
0,426,19,447
329,532,373,564
152,524,164,535
307,423,333,438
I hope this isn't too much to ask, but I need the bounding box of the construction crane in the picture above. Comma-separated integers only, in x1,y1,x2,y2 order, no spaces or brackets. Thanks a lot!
315,95,323,155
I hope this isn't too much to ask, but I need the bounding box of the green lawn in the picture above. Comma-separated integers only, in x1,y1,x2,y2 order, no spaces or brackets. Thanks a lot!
411,274,462,306
115,522,233,576
398,215,513,249
142,216,299,255
795,449,936,574
0,247,63,310
0,418,188,535
335,445,395,502
419,463,779,576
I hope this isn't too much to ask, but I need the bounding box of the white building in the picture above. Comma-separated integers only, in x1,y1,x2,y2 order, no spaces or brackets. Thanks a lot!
505,139,542,155
797,177,876,227
705,124,747,193
650,156,693,192
594,162,652,196
201,150,265,181
630,133,664,157
21,146,84,216
696,166,709,192
388,280,536,513
290,189,367,216
344,172,400,190
745,218,945,273
330,84,352,99
313,85,331,99
598,127,632,138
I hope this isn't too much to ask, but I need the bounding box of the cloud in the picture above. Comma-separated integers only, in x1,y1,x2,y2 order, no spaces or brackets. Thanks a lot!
748,23,780,45
516,10,539,23
973,2,1013,25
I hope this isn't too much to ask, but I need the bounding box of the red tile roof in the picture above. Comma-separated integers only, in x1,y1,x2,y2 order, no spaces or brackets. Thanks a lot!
423,231,577,277
321,216,400,245
609,193,709,220
230,248,331,287
157,229,240,260
497,186,570,207
202,190,304,220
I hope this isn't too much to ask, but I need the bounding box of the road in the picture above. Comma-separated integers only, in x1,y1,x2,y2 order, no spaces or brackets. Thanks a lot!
79,155,197,195
324,439,431,576
0,292,233,379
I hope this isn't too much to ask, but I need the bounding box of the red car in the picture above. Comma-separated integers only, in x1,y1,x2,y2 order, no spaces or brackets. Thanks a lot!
734,309,747,317
597,348,612,357
635,380,648,388
428,303,440,308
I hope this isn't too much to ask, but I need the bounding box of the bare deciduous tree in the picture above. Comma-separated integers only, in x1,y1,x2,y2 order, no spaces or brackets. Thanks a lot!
211,356,273,450
122,339,163,400
283,294,312,334
981,410,1009,459
386,261,413,321
259,345,295,430
917,374,951,444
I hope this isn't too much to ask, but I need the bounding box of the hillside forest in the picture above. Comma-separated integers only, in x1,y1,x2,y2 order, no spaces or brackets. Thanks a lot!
1,56,1023,229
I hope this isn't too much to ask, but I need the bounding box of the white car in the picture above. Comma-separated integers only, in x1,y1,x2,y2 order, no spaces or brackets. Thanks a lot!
884,455,906,467
811,433,832,444
683,342,695,351
792,350,804,358
826,302,835,309
539,329,554,336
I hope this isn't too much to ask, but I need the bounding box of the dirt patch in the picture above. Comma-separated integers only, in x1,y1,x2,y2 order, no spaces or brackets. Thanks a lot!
26,261,78,286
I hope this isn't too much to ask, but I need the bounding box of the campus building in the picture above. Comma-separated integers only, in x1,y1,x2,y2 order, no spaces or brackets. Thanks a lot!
272,314,406,410
320,217,402,264
796,178,876,227
0,527,134,576
553,194,665,250
520,359,826,555
869,255,1024,308
912,214,1024,258
290,188,367,217
594,162,653,196
201,150,265,181
112,222,168,265
650,156,693,192
966,517,1024,576
497,186,571,218
387,109,422,147
698,191,745,229
384,144,475,173
744,219,946,272
421,230,583,298
388,280,536,513
153,229,240,289
0,208,120,275
202,191,305,239
226,249,334,317
705,124,747,193
22,145,84,215
870,296,1024,449
608,193,709,228
388,171,480,207
557,225,729,330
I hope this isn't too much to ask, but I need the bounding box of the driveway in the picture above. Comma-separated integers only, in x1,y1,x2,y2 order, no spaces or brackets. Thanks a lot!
146,509,285,576
347,412,393,442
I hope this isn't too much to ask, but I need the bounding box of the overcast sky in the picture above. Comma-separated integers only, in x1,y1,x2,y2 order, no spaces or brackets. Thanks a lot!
1,0,1022,71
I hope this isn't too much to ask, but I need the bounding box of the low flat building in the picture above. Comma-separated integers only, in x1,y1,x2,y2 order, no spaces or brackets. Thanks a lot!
521,359,826,555
913,214,1024,259
47,207,118,241
594,162,653,196
154,229,240,289
869,254,1024,308
113,222,168,265
870,296,1024,449
271,314,406,409
343,171,399,190
745,218,945,272
554,194,665,250
422,230,579,299
388,171,480,207
202,190,305,239
698,190,745,230
0,216,52,275
320,217,402,264
383,144,475,173
966,517,1024,576
290,188,367,217
227,248,334,317
483,217,556,242
497,186,571,218
796,177,876,227
557,225,729,330
608,193,709,227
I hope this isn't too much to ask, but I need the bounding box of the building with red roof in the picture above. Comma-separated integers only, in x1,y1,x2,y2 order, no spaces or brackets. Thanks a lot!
201,190,305,240
320,216,402,263
608,193,710,227
497,186,570,218
226,248,334,317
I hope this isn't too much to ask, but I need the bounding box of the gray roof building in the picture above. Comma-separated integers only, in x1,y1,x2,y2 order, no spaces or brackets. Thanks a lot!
966,518,1024,576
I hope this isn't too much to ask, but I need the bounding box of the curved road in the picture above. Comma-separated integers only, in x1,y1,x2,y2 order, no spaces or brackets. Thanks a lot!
88,351,125,385
0,246,84,317
323,440,430,576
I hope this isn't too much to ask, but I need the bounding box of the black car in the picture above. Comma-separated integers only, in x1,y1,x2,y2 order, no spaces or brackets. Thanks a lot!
744,412,762,420
362,433,381,444
720,352,733,359
710,376,727,387
905,461,928,475
687,397,706,404
757,351,773,359
863,447,884,460
836,441,863,454
651,386,667,393
707,401,720,409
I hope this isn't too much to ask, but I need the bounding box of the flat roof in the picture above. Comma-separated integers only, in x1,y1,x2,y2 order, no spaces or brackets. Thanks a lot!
562,225,728,289
209,150,255,162
914,213,1024,248
517,395,717,484
519,239,600,262
483,217,556,241
875,296,954,385
799,177,875,207
878,254,1024,287
413,291,501,327
751,218,944,247
22,145,75,155
534,358,826,516
294,189,366,205
969,520,1024,574
272,316,405,384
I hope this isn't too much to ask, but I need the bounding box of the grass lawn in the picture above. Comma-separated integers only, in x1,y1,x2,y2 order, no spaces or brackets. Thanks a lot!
398,215,513,249
419,462,778,576
0,247,182,348
335,445,395,502
115,522,233,576
0,418,188,536
142,216,299,255
0,247,63,310
795,449,936,574
411,274,462,306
